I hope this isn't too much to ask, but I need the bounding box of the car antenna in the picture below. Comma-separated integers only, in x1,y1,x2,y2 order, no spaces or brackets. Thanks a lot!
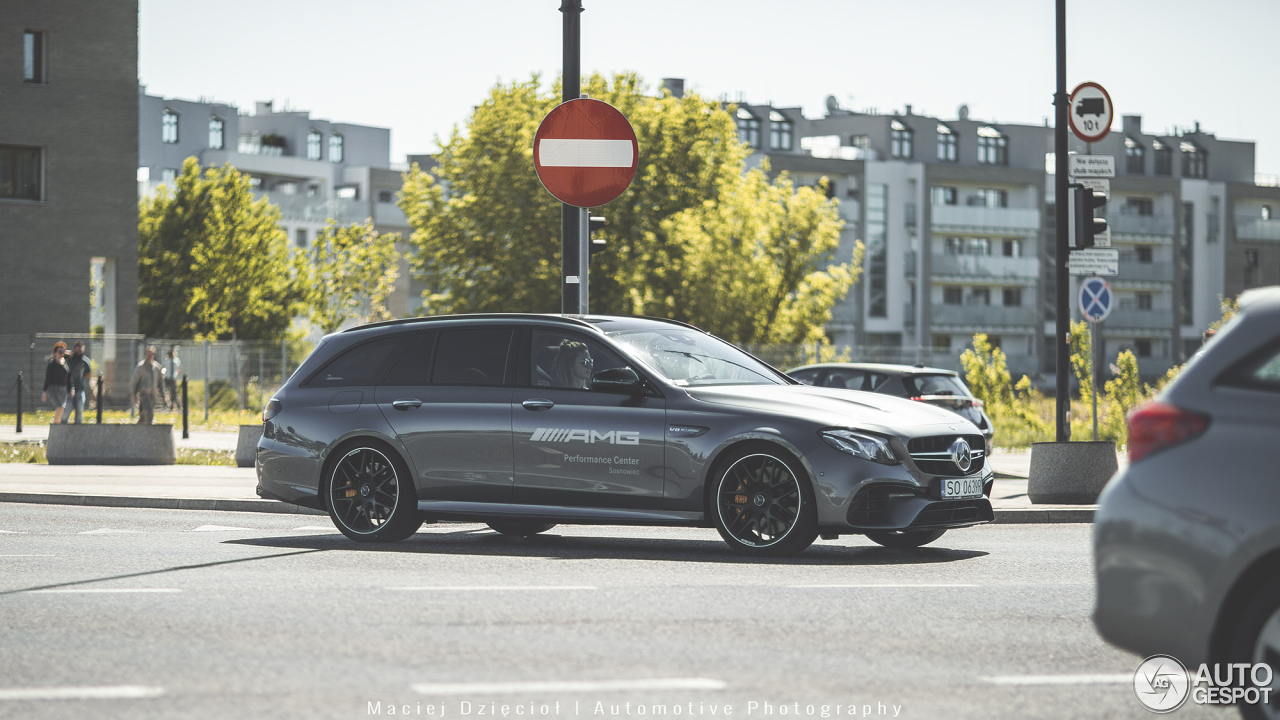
914,362,925,368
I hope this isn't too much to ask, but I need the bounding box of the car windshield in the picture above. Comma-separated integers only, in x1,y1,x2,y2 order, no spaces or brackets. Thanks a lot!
606,328,784,387
906,374,972,398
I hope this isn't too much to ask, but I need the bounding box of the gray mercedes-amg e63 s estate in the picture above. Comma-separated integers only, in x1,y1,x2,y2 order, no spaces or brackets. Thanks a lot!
256,314,994,556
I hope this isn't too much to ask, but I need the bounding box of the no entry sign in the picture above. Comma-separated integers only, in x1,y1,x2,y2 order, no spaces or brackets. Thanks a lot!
533,98,638,208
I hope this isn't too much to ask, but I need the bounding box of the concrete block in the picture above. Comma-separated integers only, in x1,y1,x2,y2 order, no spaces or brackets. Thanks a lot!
46,424,176,465
236,425,264,468
1027,441,1118,504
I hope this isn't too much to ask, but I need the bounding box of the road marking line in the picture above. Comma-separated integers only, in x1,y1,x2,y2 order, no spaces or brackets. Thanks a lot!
79,529,142,534
31,588,181,594
982,674,1131,685
412,678,726,695
0,685,164,700
289,526,336,531
792,584,979,588
192,525,253,532
389,586,597,591
0,555,55,557
0,530,24,534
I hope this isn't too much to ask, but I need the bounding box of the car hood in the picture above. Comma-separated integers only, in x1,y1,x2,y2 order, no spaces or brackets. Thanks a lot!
685,384,980,439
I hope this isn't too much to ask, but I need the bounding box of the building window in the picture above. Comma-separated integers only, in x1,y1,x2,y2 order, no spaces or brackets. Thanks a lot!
208,117,224,150
966,238,992,256
1181,202,1194,325
0,145,41,200
976,126,1007,165
866,184,888,317
329,133,344,163
1123,197,1153,216
1125,137,1145,174
1245,249,1261,288
296,228,308,249
1263,205,1272,221
1135,339,1152,358
162,109,179,144
1002,240,1021,257
890,120,913,159
1003,288,1022,307
972,288,991,306
943,287,963,305
932,335,952,352
1153,140,1172,176
945,237,964,255
378,190,394,203
336,185,358,200
978,189,1007,208
1137,292,1152,311
768,111,792,151
161,168,177,184
307,130,323,160
936,124,956,162
1136,245,1153,263
849,134,871,149
1181,141,1207,179
23,31,45,83
736,108,760,148
932,186,957,206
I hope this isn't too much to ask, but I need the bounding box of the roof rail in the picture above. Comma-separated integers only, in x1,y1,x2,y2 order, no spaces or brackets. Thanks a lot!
341,313,597,333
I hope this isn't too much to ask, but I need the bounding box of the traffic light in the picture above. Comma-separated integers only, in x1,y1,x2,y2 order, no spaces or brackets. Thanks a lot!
589,216,607,259
1070,184,1108,249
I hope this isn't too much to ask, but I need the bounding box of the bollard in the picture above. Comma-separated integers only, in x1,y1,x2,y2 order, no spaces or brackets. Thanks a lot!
15,372,22,434
182,375,189,439
96,373,104,424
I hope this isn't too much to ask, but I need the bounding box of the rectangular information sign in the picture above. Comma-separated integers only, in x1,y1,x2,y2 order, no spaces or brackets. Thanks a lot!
1069,155,1116,178
1068,248,1119,276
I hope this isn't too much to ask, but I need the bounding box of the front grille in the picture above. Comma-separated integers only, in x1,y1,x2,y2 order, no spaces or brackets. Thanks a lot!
912,499,993,527
907,434,986,477
847,485,919,526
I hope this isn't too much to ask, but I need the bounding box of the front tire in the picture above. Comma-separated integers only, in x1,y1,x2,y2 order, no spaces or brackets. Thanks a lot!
326,441,422,543
866,528,946,549
487,520,557,537
712,444,818,557
1227,576,1280,720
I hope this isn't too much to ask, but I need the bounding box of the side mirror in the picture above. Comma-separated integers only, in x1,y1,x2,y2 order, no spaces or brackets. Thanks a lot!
591,367,641,393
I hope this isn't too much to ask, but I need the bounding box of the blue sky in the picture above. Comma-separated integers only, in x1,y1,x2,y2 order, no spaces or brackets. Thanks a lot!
140,0,1280,174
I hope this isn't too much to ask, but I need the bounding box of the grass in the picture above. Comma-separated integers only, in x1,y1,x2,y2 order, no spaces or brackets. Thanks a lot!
0,441,236,466
0,408,262,433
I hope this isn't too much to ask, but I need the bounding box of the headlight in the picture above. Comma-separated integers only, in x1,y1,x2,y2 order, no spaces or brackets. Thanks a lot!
820,429,898,465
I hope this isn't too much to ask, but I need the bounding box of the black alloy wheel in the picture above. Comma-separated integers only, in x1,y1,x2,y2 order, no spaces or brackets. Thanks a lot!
866,528,947,549
487,520,558,537
327,443,422,543
713,445,817,556
1228,576,1280,720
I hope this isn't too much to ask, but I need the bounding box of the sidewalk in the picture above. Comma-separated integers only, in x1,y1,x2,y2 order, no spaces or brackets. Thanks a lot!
0,448,1109,523
0,424,238,451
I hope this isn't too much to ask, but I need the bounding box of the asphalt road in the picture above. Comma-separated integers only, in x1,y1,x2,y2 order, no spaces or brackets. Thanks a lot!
0,504,1234,720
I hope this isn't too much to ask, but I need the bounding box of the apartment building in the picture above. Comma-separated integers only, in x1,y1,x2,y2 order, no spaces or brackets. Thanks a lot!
734,95,1279,381
137,92,416,318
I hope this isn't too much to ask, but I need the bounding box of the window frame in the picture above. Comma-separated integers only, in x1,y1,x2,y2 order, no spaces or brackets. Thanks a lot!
936,123,956,162
1153,140,1172,176
890,119,914,160
23,30,46,84
736,108,760,148
329,133,344,163
302,334,413,388
976,126,1008,165
307,130,323,161
1125,137,1145,174
0,144,43,200
1180,141,1208,179
768,110,792,151
208,116,225,150
162,109,179,144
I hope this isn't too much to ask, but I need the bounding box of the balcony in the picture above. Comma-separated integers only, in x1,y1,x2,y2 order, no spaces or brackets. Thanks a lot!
1104,310,1174,331
1109,214,1174,237
1115,260,1173,283
256,191,367,224
931,205,1040,232
1236,216,1280,242
931,253,1039,280
931,304,1039,328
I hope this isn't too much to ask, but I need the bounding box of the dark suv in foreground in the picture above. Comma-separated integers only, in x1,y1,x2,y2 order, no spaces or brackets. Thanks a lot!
257,314,993,556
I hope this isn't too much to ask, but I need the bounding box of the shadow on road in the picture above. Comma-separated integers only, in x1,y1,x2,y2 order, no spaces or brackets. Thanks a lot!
224,529,988,566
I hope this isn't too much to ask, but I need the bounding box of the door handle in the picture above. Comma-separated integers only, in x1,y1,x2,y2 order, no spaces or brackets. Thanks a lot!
391,398,423,410
522,398,554,411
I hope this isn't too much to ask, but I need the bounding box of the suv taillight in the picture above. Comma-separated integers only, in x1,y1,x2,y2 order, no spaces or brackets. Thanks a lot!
263,399,282,423
1128,402,1209,463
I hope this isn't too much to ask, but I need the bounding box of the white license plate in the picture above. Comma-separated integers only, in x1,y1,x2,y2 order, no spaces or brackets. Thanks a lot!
941,476,983,499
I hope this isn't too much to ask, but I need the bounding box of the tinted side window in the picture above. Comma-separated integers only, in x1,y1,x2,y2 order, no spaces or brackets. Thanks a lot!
1220,336,1280,393
308,336,407,387
789,369,822,385
432,328,513,386
824,370,867,390
908,374,972,397
381,332,437,385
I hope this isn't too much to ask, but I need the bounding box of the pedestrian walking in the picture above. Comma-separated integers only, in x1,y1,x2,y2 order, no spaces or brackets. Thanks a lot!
129,345,165,425
164,345,182,410
62,341,92,424
41,342,70,424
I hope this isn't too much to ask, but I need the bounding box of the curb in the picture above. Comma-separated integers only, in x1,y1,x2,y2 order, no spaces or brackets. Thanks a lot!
0,492,326,516
0,492,1093,523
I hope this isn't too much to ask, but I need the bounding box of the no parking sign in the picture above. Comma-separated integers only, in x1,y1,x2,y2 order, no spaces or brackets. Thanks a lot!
1078,277,1113,323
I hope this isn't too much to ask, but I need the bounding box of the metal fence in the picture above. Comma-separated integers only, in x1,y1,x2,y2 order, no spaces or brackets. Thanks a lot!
1,334,296,415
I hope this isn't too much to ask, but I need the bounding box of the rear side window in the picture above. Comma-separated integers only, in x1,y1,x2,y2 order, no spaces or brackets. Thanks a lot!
789,369,822,385
1220,337,1280,393
907,374,972,397
381,332,437,385
432,327,513,386
308,336,407,387
823,370,887,391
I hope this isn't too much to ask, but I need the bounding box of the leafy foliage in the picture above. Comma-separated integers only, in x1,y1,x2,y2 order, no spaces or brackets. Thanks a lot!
961,334,1051,448
295,220,402,333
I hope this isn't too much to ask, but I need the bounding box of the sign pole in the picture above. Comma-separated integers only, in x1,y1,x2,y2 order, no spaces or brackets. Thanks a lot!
578,206,590,313
1091,318,1099,441
1054,0,1070,442
560,0,583,315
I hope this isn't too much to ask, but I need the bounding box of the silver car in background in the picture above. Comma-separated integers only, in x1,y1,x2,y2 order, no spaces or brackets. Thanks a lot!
1094,287,1280,718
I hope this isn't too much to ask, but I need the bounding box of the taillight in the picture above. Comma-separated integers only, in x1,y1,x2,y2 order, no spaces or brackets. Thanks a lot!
1128,402,1208,463
909,396,925,402
971,398,984,409
263,399,282,423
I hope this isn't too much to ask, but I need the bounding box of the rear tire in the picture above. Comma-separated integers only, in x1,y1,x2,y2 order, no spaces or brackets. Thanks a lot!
866,528,947,549
326,440,422,543
487,520,557,537
711,443,818,557
1226,576,1280,720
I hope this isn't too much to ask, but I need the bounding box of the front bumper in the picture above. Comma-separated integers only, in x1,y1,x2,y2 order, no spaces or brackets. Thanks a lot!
837,481,994,532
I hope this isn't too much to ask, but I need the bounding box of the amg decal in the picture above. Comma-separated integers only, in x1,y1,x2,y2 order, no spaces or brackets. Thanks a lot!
530,428,640,445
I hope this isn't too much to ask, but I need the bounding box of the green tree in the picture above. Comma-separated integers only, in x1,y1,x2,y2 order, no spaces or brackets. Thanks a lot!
1101,349,1145,445
139,158,297,339
399,73,851,341
296,220,402,333
960,334,1013,410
